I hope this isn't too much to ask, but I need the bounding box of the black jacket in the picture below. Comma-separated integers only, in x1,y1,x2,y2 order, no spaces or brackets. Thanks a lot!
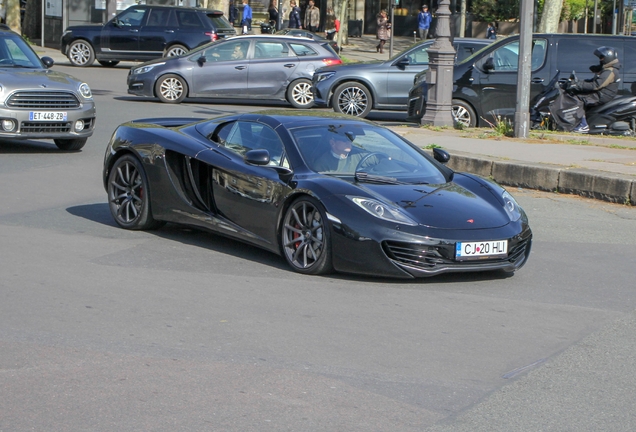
576,59,621,107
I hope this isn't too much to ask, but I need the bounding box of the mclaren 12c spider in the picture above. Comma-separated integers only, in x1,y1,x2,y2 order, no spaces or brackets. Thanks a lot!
103,111,532,279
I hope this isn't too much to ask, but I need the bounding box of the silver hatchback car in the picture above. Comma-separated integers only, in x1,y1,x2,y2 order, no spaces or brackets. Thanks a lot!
127,35,341,108
0,25,96,151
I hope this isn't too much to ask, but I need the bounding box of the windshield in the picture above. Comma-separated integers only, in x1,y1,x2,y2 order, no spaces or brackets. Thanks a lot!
291,123,447,184
0,35,44,68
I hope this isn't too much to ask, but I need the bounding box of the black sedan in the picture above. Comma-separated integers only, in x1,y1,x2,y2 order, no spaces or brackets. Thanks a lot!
103,112,532,279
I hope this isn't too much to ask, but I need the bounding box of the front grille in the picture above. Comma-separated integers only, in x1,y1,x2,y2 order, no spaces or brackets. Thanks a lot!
21,122,71,133
383,237,532,271
7,91,80,109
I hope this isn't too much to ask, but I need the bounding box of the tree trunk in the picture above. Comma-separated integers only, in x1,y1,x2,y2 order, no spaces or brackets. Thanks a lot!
538,0,564,33
6,0,21,34
335,0,348,49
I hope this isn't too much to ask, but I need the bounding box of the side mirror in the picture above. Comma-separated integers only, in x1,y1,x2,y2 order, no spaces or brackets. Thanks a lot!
396,57,410,68
433,147,450,164
197,55,206,66
482,57,495,72
41,56,54,69
244,149,270,166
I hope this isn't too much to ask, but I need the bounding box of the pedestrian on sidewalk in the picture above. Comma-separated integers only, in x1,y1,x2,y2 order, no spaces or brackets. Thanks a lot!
486,22,497,40
376,10,390,54
289,0,302,28
417,5,432,40
304,0,320,33
241,0,252,34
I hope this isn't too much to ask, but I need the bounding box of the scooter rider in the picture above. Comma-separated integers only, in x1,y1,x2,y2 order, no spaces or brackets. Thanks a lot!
568,46,621,133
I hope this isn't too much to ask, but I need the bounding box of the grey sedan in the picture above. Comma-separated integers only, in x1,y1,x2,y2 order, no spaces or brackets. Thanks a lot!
0,25,96,151
127,35,342,108
312,38,492,118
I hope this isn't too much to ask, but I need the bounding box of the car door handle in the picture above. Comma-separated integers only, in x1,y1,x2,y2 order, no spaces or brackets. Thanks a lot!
129,29,139,33
165,30,175,33
284,64,296,68
235,66,247,70
531,78,545,83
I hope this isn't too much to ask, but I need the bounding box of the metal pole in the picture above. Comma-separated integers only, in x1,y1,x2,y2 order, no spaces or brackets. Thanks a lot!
593,0,598,33
612,0,617,34
514,0,534,138
389,2,394,58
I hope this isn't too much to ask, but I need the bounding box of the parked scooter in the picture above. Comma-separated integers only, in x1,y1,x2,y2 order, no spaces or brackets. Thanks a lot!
530,71,636,135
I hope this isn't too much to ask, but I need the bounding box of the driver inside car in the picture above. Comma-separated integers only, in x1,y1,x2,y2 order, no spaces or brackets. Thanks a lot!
314,134,381,173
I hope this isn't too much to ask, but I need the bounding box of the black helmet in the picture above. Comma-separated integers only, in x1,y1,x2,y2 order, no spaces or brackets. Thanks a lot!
594,46,618,65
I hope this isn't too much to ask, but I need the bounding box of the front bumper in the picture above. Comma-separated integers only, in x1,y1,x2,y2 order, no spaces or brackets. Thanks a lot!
330,218,532,279
127,73,157,98
311,77,334,108
0,98,96,141
406,81,427,122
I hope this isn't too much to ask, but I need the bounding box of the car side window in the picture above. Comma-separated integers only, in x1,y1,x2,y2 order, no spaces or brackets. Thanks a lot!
116,8,146,27
146,9,170,27
290,43,317,57
492,41,519,71
530,40,547,70
407,45,430,65
177,10,201,28
212,121,286,167
254,42,290,59
202,40,249,61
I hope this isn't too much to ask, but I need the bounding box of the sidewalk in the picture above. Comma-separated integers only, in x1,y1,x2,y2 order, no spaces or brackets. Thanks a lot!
34,38,636,206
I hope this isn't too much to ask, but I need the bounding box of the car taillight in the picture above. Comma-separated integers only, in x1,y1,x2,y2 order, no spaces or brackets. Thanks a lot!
322,58,342,66
205,31,218,41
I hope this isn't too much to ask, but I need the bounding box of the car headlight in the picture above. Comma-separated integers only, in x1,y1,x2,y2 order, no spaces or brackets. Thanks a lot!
132,62,165,75
414,73,427,86
314,71,336,83
79,83,92,99
348,196,418,226
502,191,521,221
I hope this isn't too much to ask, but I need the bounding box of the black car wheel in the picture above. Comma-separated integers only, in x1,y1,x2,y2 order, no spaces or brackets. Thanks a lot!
108,154,164,230
54,138,87,151
332,82,373,118
98,60,120,67
155,74,188,104
281,197,333,275
287,79,314,109
452,99,477,128
68,40,95,67
165,44,188,57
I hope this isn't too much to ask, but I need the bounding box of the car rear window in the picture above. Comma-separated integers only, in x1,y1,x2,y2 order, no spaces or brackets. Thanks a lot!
290,43,317,56
205,13,234,30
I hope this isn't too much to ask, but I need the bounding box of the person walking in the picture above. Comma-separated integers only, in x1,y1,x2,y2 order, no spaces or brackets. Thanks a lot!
289,0,302,28
268,0,279,30
417,5,432,40
486,22,497,39
241,0,252,34
304,0,320,33
228,1,239,27
376,9,390,54
324,7,337,40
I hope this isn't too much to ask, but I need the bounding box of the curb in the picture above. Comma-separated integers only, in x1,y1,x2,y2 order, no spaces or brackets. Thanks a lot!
447,152,635,205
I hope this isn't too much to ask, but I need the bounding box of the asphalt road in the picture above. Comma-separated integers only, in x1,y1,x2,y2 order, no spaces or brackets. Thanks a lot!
1,64,636,431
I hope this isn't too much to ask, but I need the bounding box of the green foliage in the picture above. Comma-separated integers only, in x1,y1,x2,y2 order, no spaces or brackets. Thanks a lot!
472,0,520,23
561,0,587,21
483,115,514,137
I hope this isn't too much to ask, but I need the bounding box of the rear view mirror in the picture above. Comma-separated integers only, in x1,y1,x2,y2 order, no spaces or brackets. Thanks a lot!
482,57,495,72
433,148,450,164
197,55,207,66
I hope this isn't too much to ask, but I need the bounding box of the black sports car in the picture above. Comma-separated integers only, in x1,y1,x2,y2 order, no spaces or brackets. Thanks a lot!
103,112,532,278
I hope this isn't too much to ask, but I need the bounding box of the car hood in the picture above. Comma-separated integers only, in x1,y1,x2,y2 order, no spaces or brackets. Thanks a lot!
0,68,83,92
355,181,510,230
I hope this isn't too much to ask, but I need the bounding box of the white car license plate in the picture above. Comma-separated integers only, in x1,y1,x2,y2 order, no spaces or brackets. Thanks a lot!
456,240,508,260
29,111,67,121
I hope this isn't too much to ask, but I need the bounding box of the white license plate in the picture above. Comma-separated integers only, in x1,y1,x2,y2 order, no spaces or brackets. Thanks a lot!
29,111,67,121
456,240,508,260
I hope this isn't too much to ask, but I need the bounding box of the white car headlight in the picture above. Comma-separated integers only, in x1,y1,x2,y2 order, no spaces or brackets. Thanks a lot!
79,83,92,99
133,63,165,75
502,191,521,221
348,196,418,226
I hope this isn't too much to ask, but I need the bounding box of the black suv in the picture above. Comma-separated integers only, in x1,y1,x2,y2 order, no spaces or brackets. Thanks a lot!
407,33,636,127
60,5,236,67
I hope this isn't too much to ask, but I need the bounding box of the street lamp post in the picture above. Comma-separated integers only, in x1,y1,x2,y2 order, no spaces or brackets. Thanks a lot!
421,0,456,127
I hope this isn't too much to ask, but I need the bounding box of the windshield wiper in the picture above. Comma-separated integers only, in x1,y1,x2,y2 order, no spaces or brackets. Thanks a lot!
355,171,406,185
